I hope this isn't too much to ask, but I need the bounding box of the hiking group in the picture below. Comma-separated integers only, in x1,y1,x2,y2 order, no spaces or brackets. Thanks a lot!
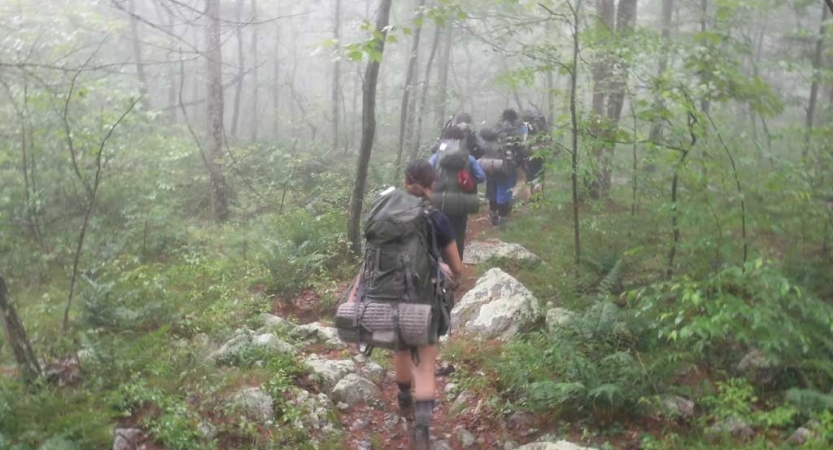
336,109,549,449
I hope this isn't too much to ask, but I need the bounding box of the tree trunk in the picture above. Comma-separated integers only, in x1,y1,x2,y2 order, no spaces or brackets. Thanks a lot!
230,0,246,139
347,0,394,255
436,23,453,128
591,0,615,117
273,25,281,139
588,0,615,199
569,1,582,281
412,23,442,161
0,275,41,384
700,0,711,115
649,0,675,142
251,0,259,142
395,0,427,177
598,0,637,197
332,0,342,153
127,0,150,107
206,0,230,223
805,3,829,156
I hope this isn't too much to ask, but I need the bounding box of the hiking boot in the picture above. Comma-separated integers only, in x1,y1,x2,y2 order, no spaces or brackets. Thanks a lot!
409,424,430,450
398,391,415,421
489,210,499,226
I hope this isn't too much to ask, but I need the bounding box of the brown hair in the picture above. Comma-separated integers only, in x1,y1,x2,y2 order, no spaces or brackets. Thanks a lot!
441,126,466,140
405,160,436,198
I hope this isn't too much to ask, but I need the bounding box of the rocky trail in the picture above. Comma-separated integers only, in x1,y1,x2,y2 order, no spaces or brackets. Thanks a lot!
282,212,589,450
139,210,594,450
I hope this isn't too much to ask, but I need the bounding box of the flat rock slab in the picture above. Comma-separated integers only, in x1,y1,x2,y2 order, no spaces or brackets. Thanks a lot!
463,239,539,265
451,268,542,340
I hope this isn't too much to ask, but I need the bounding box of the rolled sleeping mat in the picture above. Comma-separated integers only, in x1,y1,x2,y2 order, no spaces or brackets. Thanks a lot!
479,158,510,177
335,301,433,349
430,191,480,215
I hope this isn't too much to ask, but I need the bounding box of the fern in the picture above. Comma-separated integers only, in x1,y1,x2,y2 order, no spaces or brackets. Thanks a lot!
786,388,833,413
596,258,624,300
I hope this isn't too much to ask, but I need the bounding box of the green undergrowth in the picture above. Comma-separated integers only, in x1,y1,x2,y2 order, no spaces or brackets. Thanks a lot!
473,194,833,448
0,208,350,449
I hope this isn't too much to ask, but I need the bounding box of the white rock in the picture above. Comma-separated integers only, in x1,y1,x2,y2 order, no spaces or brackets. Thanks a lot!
112,428,142,450
290,322,345,348
456,428,476,448
364,362,387,385
252,333,295,354
660,395,695,420
288,388,334,432
331,374,381,406
451,268,542,340
463,239,540,265
232,387,274,422
208,329,253,363
259,313,296,333
304,355,356,390
198,421,217,440
515,442,595,450
546,308,575,334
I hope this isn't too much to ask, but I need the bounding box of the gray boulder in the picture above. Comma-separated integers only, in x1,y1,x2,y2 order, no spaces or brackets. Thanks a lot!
659,395,695,420
290,322,345,348
708,417,755,441
232,387,274,422
456,428,476,448
364,361,387,386
252,333,294,354
208,328,254,363
113,428,143,450
304,355,356,390
259,313,296,333
288,388,336,433
546,308,575,334
516,442,595,450
464,239,540,265
331,374,381,406
452,268,542,340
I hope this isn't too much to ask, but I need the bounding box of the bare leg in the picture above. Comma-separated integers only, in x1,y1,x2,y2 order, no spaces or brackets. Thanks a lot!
412,345,439,399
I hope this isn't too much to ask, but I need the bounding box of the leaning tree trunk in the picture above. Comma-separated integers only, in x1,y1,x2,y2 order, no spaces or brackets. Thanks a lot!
395,0,427,177
649,0,675,143
347,0,394,255
699,0,711,115
205,0,230,222
436,23,453,128
598,0,637,197
805,3,829,157
411,23,442,161
230,0,246,139
0,275,41,384
127,0,150,107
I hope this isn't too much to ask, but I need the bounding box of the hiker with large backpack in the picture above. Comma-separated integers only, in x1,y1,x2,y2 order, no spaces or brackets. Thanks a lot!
431,112,484,161
479,108,528,225
428,126,486,259
334,160,463,450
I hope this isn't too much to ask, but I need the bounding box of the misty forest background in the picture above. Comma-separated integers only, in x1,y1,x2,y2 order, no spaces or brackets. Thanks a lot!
1,0,833,449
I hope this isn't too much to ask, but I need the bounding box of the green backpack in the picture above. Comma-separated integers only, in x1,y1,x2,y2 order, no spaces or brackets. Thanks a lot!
335,188,444,352
362,188,436,304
